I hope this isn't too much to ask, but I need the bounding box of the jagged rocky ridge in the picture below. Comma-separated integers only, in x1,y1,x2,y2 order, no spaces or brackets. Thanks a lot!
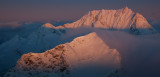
5,32,122,77
62,7,156,34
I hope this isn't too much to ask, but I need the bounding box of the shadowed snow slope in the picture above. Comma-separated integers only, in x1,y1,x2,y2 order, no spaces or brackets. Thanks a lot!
0,25,66,75
5,32,121,77
62,7,156,34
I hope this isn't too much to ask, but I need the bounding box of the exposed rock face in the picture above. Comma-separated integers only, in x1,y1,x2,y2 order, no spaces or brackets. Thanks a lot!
5,32,122,77
62,7,156,34
16,45,68,73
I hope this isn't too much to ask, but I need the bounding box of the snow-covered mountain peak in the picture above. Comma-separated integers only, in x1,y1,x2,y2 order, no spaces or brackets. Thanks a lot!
71,32,98,42
131,13,152,29
5,32,121,77
65,32,121,67
63,7,156,34
42,23,55,28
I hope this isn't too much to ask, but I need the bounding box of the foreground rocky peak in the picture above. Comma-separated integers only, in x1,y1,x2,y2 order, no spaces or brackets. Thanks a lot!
5,32,122,77
63,7,156,34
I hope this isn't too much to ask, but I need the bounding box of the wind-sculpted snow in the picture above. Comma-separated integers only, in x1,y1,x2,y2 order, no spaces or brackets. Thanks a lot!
5,32,122,77
62,7,156,34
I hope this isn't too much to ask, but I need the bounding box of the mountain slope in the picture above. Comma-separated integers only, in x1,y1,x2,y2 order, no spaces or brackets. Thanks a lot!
0,23,66,75
62,7,156,34
5,32,122,77
0,23,62,54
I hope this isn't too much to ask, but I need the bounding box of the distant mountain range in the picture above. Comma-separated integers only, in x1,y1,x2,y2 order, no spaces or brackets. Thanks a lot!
59,7,157,34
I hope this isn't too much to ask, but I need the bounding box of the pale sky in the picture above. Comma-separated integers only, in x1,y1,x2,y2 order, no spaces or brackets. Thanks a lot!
0,0,160,22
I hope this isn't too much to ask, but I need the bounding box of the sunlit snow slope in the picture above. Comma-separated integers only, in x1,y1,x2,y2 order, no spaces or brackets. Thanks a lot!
62,7,156,34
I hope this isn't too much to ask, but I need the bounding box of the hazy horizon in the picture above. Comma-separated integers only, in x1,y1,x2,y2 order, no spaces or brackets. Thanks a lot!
0,0,160,24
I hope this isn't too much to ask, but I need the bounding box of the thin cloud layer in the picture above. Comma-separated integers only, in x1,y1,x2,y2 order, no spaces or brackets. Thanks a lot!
0,22,20,27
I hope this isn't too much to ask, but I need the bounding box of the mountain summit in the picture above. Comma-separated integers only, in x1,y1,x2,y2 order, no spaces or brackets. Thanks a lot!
42,23,55,28
63,7,156,34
